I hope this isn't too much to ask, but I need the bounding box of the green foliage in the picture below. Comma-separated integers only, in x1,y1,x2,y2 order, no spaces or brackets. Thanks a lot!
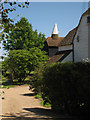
3,17,48,52
2,57,9,76
34,93,51,108
40,100,51,108
1,2,30,43
34,93,42,99
30,66,44,93
2,48,48,82
31,62,90,115
2,17,48,83
6,86,9,89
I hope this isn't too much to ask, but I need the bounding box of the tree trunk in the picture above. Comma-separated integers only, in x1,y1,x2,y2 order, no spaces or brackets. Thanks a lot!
10,72,14,83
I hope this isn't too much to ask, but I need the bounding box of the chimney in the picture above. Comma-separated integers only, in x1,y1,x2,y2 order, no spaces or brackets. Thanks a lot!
51,24,58,39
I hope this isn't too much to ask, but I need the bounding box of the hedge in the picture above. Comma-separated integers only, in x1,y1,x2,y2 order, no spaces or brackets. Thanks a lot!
31,62,90,116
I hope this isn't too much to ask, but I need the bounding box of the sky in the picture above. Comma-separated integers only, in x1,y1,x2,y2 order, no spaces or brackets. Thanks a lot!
1,2,89,57
5,2,89,38
1,0,90,2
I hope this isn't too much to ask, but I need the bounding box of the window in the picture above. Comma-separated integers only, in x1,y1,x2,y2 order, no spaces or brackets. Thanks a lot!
87,16,90,23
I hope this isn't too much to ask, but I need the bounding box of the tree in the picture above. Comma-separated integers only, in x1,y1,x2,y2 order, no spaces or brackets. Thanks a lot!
1,3,48,82
2,17,48,52
2,48,48,82
2,57,15,82
1,1,30,42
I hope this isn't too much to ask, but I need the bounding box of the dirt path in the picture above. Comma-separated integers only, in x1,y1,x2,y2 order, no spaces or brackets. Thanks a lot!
0,85,78,120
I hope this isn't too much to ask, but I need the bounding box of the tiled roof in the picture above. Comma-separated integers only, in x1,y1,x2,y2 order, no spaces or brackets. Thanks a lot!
46,54,64,64
58,27,77,46
46,8,90,65
46,27,77,47
47,8,90,48
46,37,64,47
46,50,72,64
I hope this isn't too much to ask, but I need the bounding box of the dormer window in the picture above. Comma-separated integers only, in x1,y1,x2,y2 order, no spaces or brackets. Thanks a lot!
87,16,90,23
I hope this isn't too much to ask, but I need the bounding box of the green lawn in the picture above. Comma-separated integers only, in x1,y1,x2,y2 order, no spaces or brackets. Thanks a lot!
0,75,31,89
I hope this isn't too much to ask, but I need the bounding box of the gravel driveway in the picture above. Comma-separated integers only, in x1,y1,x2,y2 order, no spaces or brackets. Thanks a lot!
0,85,78,120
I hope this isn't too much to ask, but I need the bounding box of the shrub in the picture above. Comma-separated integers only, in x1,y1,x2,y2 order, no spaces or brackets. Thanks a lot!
31,62,90,116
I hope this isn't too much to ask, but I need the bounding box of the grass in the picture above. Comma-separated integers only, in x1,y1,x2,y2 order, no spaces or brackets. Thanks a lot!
0,75,31,89
0,85,16,89
0,76,17,88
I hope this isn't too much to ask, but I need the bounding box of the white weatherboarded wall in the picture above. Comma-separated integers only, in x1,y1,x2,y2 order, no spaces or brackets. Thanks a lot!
74,15,89,62
61,52,73,63
58,45,73,62
58,45,72,51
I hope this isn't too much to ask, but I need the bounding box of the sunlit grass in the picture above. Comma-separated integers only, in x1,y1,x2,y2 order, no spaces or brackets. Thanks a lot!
1,75,31,89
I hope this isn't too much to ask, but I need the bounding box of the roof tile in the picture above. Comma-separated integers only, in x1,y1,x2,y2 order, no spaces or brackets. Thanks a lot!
46,37,64,47
58,27,77,46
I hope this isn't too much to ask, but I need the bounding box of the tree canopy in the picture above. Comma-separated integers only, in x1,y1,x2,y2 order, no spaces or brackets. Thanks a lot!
1,1,30,43
2,17,48,52
2,3,48,82
2,48,48,82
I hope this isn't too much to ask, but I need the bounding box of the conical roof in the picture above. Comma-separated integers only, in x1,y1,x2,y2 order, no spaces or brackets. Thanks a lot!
52,24,58,34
